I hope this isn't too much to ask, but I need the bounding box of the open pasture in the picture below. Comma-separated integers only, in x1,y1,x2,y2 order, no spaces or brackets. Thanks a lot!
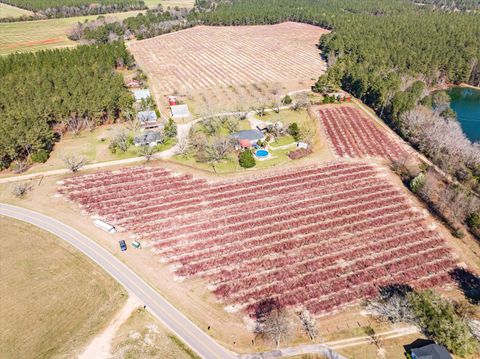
317,105,407,160
0,11,141,55
128,22,328,108
59,161,455,316
0,216,126,359
0,2,33,18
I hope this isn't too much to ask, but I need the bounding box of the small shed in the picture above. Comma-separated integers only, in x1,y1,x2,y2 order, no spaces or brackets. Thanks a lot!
167,96,177,106
137,110,158,124
134,131,161,147
231,129,265,147
133,89,151,102
171,104,190,119
411,344,452,359
297,141,309,150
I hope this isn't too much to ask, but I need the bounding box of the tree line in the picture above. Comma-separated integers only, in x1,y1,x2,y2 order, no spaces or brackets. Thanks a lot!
0,0,145,20
0,42,134,170
68,8,190,42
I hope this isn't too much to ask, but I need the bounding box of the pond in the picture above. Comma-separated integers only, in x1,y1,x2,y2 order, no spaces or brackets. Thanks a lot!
447,86,480,143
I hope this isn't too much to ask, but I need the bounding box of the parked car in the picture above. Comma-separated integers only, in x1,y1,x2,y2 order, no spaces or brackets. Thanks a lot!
132,240,141,249
119,240,127,251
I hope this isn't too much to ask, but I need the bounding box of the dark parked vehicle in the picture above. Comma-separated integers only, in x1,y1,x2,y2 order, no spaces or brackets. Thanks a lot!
119,240,127,251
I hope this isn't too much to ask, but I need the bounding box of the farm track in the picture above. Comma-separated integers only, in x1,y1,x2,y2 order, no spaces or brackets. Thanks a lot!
60,161,456,316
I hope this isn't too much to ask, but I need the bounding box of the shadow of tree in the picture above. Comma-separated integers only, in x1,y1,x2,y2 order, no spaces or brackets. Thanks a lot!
379,283,414,299
450,267,480,304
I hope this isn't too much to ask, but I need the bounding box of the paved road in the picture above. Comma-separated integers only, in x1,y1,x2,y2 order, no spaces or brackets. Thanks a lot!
0,203,236,359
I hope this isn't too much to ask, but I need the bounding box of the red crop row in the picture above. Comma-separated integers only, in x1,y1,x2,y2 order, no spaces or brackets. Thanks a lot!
318,106,407,159
59,161,455,316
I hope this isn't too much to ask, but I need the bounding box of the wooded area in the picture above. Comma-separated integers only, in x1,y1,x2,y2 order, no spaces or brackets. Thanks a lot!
69,8,189,42
0,42,134,169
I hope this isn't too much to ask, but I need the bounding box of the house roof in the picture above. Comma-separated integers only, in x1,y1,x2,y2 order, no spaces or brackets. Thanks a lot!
134,131,161,145
239,139,251,148
171,104,190,118
411,344,452,359
137,110,157,123
232,129,265,141
133,89,151,101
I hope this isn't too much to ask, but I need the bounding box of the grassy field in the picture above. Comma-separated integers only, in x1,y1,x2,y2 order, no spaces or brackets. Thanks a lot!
0,2,33,17
0,10,141,55
144,0,194,9
0,215,127,359
111,307,200,359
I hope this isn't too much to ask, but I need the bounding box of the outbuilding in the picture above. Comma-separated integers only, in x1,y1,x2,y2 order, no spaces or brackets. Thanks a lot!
132,89,151,102
170,104,190,120
137,110,158,124
411,344,452,359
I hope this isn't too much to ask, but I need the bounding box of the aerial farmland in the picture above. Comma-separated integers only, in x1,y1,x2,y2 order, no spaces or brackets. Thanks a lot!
2,1,480,358
128,22,329,112
58,161,456,316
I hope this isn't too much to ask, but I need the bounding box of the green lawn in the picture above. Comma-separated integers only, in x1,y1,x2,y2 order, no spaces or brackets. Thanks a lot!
271,134,296,147
0,10,142,55
0,2,33,18
256,109,311,127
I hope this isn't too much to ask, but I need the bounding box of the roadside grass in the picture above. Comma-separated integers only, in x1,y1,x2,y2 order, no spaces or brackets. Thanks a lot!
336,333,421,359
0,11,142,55
111,306,200,359
0,2,33,18
0,215,127,359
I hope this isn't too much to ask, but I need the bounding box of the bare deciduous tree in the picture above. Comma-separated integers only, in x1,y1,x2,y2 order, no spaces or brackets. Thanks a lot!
138,145,157,162
202,118,221,136
297,309,318,340
366,293,415,324
299,122,317,144
256,308,292,348
12,160,29,174
11,182,33,198
401,106,480,176
467,319,480,341
63,154,89,172
224,117,239,134
291,92,309,111
175,138,189,157
110,129,132,153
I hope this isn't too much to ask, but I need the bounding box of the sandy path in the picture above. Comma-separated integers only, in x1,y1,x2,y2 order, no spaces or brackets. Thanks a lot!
78,294,142,359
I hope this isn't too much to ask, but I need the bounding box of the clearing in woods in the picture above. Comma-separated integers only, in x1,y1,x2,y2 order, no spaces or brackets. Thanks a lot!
128,22,329,113
0,215,127,359
0,10,142,55
0,2,33,17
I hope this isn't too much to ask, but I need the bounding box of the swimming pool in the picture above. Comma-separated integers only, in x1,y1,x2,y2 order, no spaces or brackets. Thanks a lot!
256,149,269,158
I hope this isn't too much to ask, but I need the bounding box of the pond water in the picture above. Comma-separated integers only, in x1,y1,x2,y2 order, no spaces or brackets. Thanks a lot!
447,87,480,143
